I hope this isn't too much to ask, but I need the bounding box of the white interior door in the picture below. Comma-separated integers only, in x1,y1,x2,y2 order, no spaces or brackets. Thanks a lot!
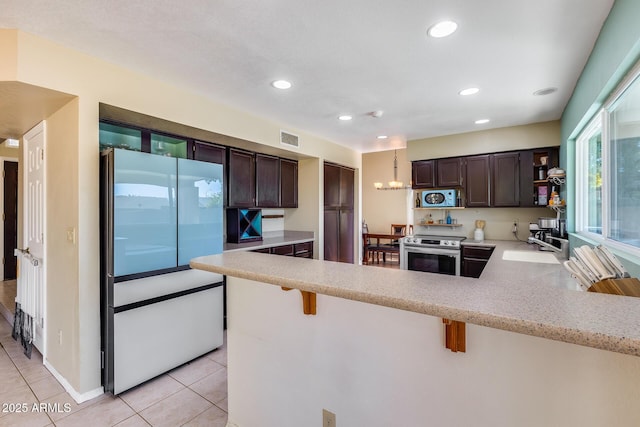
23,121,46,353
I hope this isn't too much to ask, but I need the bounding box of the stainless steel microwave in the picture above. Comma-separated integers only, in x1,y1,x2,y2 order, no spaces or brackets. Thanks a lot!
421,189,457,207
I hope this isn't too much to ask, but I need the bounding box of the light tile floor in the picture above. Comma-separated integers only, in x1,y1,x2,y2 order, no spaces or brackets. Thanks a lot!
0,280,17,324
0,313,228,426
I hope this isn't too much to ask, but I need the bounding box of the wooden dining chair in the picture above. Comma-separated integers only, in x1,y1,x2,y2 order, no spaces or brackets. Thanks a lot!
390,224,406,236
362,223,379,264
381,224,406,263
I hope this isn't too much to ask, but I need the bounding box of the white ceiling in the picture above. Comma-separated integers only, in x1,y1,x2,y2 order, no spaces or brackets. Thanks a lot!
0,0,614,152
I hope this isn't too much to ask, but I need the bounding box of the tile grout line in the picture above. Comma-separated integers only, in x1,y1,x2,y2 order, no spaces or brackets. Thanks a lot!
0,337,55,426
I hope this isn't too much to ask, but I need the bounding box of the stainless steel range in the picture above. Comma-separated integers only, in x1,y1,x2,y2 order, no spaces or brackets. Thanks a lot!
400,235,466,275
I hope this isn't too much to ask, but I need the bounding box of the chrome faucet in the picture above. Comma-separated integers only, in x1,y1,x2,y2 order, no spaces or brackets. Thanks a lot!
527,236,570,260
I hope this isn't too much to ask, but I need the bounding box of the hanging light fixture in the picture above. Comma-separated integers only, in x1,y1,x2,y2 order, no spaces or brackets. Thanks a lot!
375,150,410,190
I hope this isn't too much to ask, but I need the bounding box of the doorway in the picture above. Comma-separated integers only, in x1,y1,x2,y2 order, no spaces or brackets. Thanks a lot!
3,160,18,280
0,157,19,325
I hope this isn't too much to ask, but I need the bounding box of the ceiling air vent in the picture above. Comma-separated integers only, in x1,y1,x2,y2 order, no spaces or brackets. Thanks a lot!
280,130,299,148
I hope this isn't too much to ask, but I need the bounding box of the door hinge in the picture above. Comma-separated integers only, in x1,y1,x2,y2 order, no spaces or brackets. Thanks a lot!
2,257,4,265
101,351,105,369
41,149,44,160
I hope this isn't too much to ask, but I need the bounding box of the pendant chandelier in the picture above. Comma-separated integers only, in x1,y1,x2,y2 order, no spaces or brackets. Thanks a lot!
374,150,410,190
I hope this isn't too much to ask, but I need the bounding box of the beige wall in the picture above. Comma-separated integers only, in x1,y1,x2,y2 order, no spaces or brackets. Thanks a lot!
0,30,17,81
407,120,561,161
0,144,19,157
45,98,81,387
1,28,362,396
362,149,412,233
284,158,321,257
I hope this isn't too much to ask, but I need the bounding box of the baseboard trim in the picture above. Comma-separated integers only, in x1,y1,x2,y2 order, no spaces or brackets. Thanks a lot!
44,360,104,404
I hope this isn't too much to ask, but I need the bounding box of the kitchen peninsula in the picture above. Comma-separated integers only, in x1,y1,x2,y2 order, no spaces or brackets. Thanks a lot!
191,241,640,426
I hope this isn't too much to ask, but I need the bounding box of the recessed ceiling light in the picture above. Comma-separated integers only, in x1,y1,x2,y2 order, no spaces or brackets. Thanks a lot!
377,135,388,139
533,87,558,96
459,87,479,96
338,115,353,121
271,80,292,90
475,119,490,124
427,21,458,38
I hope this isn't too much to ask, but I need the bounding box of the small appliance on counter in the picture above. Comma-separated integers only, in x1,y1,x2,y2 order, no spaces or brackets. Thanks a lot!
473,220,485,241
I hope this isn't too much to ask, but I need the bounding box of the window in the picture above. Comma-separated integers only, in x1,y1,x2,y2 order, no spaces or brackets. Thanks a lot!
576,118,602,235
576,69,640,252
609,79,640,247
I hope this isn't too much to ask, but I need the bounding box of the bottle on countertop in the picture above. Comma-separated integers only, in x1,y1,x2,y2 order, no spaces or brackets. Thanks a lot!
446,211,452,224
415,193,421,208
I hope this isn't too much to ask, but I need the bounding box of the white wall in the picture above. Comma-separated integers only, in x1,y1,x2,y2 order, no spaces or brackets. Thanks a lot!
227,277,640,427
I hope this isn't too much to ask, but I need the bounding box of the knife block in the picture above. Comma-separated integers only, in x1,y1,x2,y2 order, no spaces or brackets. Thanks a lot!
588,278,640,297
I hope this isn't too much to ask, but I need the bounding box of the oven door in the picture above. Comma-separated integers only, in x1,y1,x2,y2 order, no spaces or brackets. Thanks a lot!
401,246,460,276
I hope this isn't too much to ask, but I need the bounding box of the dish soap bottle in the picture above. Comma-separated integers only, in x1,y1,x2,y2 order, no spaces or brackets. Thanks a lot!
446,211,452,224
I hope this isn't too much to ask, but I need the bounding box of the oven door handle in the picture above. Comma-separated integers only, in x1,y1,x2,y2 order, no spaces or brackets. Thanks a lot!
402,247,460,257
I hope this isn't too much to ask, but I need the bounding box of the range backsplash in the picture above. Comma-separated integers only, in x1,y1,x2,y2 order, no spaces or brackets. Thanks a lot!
413,207,554,241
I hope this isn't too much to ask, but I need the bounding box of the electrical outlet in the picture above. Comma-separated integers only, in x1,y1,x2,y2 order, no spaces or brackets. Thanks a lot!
323,409,336,427
512,219,518,233
66,227,76,244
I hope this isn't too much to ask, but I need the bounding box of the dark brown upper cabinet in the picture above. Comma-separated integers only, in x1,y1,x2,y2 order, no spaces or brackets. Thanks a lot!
491,152,520,207
411,160,435,188
280,158,298,208
465,155,490,207
436,157,463,187
324,163,342,208
193,141,226,165
323,163,354,210
340,167,355,209
227,148,255,208
255,154,280,208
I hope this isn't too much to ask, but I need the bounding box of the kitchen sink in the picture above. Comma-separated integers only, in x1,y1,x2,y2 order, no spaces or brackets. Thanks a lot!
502,250,560,264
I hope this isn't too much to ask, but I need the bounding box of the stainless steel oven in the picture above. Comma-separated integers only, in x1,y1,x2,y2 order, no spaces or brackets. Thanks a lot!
400,235,465,276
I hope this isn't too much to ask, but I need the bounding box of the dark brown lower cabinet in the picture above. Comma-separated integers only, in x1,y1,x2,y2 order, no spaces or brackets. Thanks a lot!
461,245,495,278
339,210,354,263
252,241,314,258
323,210,340,262
323,209,354,263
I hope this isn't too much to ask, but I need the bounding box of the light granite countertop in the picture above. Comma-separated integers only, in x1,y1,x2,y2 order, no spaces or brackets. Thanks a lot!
223,230,314,252
191,239,640,357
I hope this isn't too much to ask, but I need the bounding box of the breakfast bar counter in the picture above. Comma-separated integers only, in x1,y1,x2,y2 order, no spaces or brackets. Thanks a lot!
192,240,640,357
191,240,640,427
